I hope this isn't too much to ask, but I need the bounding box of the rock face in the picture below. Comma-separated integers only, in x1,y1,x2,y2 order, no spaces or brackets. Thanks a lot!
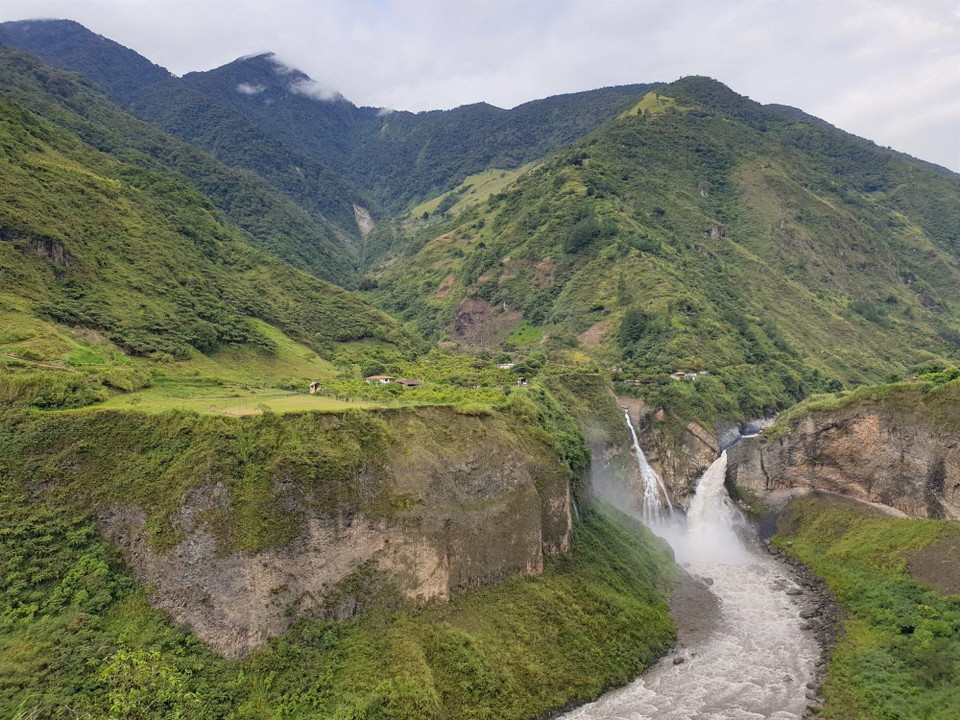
728,410,960,520
99,409,572,658
621,399,718,507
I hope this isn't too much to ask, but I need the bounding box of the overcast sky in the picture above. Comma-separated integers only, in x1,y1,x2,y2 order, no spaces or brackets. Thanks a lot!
2,0,958,171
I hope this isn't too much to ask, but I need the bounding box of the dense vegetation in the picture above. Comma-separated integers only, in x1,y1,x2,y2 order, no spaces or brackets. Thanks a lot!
768,362,960,438
775,494,960,720
182,52,657,214
1,19,959,720
0,19,656,222
0,461,676,720
369,79,960,423
0,88,408,362
0,47,358,284
0,19,366,238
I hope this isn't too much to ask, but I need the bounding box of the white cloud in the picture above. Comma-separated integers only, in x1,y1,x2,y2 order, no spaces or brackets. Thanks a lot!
287,77,341,101
0,0,957,170
236,82,265,95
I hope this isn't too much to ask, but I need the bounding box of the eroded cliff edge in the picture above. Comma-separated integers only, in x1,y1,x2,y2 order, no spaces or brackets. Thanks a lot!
2,406,573,657
727,384,960,519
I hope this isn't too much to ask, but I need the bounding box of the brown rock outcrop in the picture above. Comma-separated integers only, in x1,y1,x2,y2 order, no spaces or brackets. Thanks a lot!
623,401,718,507
728,410,960,520
98,409,572,658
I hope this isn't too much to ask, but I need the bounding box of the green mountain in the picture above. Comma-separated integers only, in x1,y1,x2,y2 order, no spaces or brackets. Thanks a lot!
0,19,657,220
368,78,960,421
0,19,368,239
0,47,360,284
183,52,657,211
2,20,960,720
0,85,411,409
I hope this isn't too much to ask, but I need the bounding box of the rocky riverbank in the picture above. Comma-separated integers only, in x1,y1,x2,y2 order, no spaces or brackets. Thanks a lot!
761,538,842,718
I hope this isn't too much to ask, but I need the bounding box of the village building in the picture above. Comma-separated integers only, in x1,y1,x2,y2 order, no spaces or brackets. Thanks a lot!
364,375,395,384
395,378,422,387
308,381,321,394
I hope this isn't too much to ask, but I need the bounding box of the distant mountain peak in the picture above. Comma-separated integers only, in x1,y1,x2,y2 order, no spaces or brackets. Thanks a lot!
196,51,345,103
0,17,172,99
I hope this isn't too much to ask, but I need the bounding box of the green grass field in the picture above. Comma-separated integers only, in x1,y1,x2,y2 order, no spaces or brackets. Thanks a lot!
412,165,533,218
776,494,960,720
98,382,379,415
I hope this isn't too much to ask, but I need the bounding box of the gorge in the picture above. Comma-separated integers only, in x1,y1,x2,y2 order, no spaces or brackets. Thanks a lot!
0,14,958,720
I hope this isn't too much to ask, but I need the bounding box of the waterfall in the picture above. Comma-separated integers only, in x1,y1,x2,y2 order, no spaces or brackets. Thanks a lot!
678,450,749,566
623,408,673,523
561,447,818,720
686,451,742,531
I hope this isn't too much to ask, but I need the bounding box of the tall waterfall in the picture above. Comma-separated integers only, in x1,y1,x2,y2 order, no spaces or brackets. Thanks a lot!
680,451,748,565
562,447,819,720
623,408,674,523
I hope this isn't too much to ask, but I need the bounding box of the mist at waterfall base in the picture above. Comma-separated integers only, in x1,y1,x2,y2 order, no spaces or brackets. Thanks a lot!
606,410,751,565
568,417,819,719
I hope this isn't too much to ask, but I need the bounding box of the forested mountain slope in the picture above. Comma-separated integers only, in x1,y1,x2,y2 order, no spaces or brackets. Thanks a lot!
0,19,657,219
0,19,367,238
183,52,657,211
368,78,960,420
0,87,410,406
0,47,360,284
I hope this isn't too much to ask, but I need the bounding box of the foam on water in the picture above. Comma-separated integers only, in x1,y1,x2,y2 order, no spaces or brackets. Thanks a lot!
564,451,819,719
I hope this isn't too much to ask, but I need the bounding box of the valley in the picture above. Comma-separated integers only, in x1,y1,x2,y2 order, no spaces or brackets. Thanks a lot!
0,15,958,720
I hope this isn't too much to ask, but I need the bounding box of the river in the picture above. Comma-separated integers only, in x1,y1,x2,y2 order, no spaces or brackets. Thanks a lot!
563,446,820,720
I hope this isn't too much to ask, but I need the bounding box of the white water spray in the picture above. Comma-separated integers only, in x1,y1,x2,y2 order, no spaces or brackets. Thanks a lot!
623,408,673,523
564,448,818,719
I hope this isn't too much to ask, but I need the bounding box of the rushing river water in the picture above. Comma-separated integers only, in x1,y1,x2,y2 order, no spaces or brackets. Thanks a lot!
563,446,819,720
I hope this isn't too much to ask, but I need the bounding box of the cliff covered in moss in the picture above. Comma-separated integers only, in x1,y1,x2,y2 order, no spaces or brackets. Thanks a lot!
0,406,573,657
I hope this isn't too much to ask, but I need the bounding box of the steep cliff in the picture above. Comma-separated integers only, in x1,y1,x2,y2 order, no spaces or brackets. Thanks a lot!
0,406,572,657
728,382,960,519
621,399,719,507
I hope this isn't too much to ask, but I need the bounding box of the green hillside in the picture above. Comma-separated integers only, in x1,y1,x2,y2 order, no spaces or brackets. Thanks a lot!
369,78,960,422
182,53,656,213
0,47,359,285
0,88,410,410
0,19,368,240
0,20,657,219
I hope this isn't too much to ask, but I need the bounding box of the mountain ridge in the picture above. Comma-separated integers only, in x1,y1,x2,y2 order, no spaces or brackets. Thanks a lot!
367,77,960,421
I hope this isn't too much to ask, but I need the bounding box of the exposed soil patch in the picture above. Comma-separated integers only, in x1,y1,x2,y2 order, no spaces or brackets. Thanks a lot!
449,297,522,346
435,273,455,298
909,536,960,595
532,256,555,287
577,321,606,348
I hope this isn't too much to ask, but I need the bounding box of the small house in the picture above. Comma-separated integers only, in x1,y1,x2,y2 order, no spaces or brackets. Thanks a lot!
395,378,422,387
496,363,515,370
365,375,395,384
670,372,686,381
308,381,321,395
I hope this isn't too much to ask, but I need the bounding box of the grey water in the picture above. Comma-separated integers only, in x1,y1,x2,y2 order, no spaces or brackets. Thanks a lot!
564,444,819,720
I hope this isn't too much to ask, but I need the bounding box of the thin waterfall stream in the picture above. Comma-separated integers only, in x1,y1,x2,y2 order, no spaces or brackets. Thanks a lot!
563,418,819,720
624,408,673,523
